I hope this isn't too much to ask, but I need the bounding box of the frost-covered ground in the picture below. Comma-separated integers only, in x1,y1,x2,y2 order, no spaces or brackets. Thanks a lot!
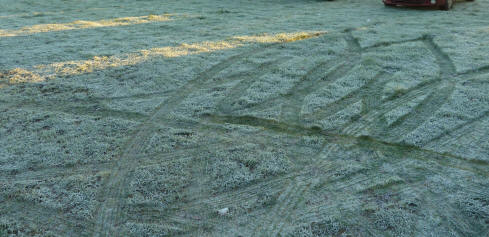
1,0,489,236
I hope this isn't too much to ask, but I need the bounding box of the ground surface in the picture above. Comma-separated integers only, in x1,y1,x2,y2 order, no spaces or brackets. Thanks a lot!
1,0,489,236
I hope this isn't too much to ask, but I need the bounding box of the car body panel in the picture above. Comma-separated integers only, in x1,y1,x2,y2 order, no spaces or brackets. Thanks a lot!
383,0,448,7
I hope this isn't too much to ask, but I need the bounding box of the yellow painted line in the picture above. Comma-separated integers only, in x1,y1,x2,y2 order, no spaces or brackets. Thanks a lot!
0,14,173,37
1,31,326,85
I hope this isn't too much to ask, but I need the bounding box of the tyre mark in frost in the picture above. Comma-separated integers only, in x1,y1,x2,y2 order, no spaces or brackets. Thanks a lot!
130,112,486,235
423,35,457,77
344,78,440,135
295,182,428,231
245,59,346,120
349,69,488,145
150,49,294,233
341,37,453,137
221,33,360,124
344,29,362,53
208,114,488,174
362,36,427,51
201,33,485,235
266,147,417,235
122,119,327,225
362,37,457,142
125,176,290,225
238,32,361,236
290,33,359,125
295,152,489,233
307,72,388,126
255,141,422,234
124,143,330,234
91,45,275,236
340,73,391,134
295,31,363,124
457,65,489,78
251,143,334,236
216,56,292,114
283,62,358,124
86,90,171,102
380,82,455,142
226,34,485,235
90,39,316,236
0,126,228,183
424,109,489,148
0,162,112,183
124,139,329,233
1,199,96,236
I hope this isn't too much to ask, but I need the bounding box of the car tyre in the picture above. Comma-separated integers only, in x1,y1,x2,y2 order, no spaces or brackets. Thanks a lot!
440,0,454,10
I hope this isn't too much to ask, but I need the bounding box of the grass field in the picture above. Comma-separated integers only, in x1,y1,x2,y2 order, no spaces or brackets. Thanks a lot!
1,0,489,236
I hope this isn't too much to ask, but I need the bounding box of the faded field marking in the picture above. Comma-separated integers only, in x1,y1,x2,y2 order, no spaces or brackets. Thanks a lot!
0,31,325,86
0,14,173,37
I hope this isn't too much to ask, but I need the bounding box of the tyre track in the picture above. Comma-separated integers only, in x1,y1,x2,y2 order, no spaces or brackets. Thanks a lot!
242,59,346,121
343,78,440,135
372,36,457,141
217,32,360,124
344,36,457,139
208,114,488,171
1,198,97,237
90,36,326,236
295,31,362,124
294,157,489,228
217,56,292,115
0,162,112,183
286,62,359,124
250,143,336,236
0,131,229,183
379,82,455,142
362,36,427,51
217,32,431,130
7,28,480,235
125,112,487,235
121,140,330,234
457,65,489,78
423,35,457,78
91,45,277,236
423,109,489,148
199,33,487,234
230,34,433,141
307,71,388,125
254,146,411,236
122,137,330,233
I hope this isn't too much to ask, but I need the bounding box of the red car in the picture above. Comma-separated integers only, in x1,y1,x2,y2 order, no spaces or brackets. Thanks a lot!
383,0,462,10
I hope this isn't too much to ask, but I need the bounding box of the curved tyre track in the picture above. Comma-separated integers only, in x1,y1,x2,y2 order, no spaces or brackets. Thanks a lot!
21,28,484,236
91,44,279,236
208,112,489,236
91,35,328,236
216,56,293,115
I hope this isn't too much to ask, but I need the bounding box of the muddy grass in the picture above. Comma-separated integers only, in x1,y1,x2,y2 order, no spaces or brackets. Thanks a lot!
1,0,489,236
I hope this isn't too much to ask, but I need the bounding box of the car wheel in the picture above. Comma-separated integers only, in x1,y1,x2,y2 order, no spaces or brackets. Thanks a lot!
440,0,454,10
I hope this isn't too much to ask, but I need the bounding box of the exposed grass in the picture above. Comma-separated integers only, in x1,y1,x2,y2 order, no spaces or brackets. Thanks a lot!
0,14,173,37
